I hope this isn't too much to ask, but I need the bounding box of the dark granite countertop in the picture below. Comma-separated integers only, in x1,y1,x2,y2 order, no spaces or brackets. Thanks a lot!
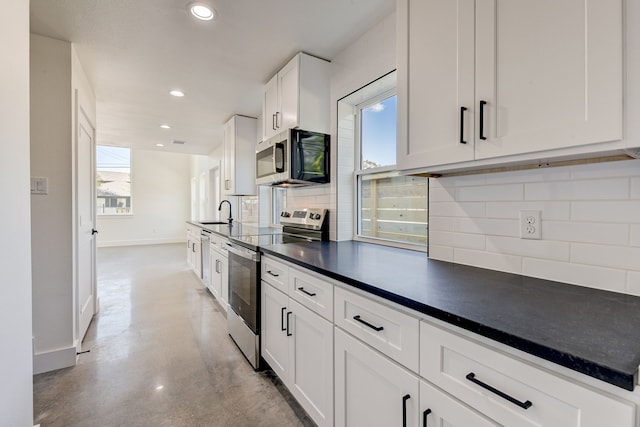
260,240,640,391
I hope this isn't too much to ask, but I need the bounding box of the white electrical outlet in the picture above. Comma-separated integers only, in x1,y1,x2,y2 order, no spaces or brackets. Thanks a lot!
520,210,541,239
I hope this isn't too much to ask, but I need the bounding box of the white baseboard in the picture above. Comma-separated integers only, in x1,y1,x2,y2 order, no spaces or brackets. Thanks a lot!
33,344,77,374
97,238,185,248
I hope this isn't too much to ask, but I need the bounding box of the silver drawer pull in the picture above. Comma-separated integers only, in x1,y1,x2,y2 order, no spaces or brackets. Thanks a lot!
466,373,532,410
353,315,384,331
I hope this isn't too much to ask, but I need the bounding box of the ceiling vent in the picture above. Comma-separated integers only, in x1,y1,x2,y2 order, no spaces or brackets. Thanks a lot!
172,140,186,145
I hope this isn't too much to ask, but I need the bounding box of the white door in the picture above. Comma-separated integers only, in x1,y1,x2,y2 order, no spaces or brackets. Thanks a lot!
278,56,299,130
335,328,420,427
261,283,290,379
208,166,220,220
474,0,623,159
77,108,96,341
397,0,475,170
288,299,334,427
263,74,279,140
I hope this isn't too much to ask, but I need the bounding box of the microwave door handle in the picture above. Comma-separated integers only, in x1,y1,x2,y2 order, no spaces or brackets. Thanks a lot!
296,143,304,179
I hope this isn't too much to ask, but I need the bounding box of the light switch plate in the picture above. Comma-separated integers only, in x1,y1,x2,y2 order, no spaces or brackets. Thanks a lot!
31,177,48,195
520,210,541,239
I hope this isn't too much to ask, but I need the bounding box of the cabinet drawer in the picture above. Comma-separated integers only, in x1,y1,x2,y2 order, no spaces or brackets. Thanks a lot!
334,287,419,372
261,256,289,293
420,321,635,427
289,268,333,322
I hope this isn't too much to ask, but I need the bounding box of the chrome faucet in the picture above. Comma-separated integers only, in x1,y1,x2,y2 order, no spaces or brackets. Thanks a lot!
218,199,233,224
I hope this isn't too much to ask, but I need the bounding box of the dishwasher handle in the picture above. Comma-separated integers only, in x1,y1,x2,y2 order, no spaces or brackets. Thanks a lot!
226,243,259,262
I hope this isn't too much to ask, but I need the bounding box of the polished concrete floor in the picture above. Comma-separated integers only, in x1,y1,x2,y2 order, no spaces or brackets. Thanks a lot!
33,243,313,427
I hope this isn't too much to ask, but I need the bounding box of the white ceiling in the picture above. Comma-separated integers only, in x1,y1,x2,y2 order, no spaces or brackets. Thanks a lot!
30,0,395,155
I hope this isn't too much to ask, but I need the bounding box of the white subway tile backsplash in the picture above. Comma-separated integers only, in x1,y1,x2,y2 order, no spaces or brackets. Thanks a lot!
455,218,519,237
571,201,640,223
486,236,570,261
427,159,640,295
571,243,640,272
631,225,640,247
428,187,456,202
631,177,640,199
430,202,485,218
484,166,571,184
429,231,485,250
522,258,627,293
428,216,454,232
543,221,629,245
433,174,486,188
569,159,640,180
453,248,522,274
457,184,523,202
525,179,629,201
485,201,571,220
627,272,640,297
427,245,454,262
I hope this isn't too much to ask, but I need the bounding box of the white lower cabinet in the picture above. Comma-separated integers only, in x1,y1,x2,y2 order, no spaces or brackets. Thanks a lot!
261,255,639,427
420,379,499,427
208,236,229,312
261,280,334,427
335,327,420,427
420,320,636,427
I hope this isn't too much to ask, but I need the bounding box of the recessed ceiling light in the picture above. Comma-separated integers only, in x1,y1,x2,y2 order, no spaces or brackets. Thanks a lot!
156,143,165,147
160,124,171,129
169,90,184,97
189,2,215,21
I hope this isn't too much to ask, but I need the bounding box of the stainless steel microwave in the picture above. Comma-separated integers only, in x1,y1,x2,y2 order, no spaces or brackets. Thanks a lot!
256,129,330,186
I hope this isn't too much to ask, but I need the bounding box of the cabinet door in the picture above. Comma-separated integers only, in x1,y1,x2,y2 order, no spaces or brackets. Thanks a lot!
209,252,221,298
397,0,475,170
222,118,235,194
263,74,279,140
420,380,499,427
288,299,333,427
278,55,300,131
335,328,419,427
261,282,289,379
474,0,622,159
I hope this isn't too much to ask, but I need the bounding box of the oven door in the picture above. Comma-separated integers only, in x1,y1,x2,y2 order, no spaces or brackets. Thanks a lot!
227,243,260,333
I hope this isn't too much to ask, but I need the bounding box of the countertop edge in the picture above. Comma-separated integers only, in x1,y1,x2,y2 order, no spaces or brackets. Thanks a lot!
260,246,637,392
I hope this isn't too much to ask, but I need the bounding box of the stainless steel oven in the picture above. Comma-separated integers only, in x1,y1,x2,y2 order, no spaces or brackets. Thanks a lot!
227,242,260,368
226,208,328,370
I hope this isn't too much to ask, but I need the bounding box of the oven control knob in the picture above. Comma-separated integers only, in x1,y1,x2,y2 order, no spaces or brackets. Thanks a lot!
311,213,321,220
281,211,290,217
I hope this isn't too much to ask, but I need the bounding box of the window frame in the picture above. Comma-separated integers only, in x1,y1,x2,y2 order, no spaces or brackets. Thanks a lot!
353,89,427,251
96,145,133,217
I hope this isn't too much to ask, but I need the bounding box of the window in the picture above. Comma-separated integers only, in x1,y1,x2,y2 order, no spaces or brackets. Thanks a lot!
354,73,428,248
96,145,132,215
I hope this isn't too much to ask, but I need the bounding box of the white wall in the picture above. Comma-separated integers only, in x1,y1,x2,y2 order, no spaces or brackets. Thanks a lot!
30,35,76,371
30,34,98,373
285,12,397,241
97,149,191,247
0,1,33,425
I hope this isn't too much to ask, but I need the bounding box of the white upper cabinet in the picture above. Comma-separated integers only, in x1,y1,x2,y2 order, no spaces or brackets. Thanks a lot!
397,0,624,174
262,52,330,141
223,115,257,196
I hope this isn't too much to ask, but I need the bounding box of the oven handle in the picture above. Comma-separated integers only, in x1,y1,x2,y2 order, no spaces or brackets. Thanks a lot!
226,243,259,262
